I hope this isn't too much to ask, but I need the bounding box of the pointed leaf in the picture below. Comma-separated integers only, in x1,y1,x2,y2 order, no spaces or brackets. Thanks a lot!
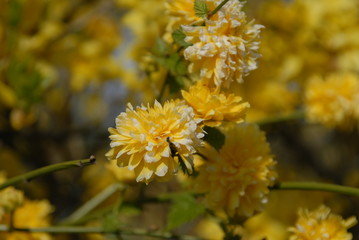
194,0,209,18
203,126,225,151
172,29,192,48
166,192,205,230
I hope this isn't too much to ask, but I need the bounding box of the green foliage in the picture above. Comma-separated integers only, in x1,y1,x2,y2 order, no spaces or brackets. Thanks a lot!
151,38,189,94
165,53,188,76
152,39,188,76
152,38,171,57
194,0,209,18
5,0,23,49
162,192,205,230
167,75,184,94
203,126,226,151
102,212,120,232
172,29,192,48
6,58,49,109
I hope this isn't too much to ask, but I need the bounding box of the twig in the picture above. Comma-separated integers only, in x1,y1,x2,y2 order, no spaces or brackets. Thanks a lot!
0,156,96,190
207,0,230,19
271,181,359,197
60,183,124,225
0,225,204,239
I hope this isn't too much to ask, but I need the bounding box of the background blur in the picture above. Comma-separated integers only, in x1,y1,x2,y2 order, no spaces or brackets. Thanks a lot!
1,0,359,239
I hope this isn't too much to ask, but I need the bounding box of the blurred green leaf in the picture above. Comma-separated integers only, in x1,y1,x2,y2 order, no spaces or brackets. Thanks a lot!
165,53,188,76
6,58,46,109
203,126,226,151
168,75,184,94
102,212,120,232
172,29,192,48
194,0,209,18
7,0,22,27
152,38,171,57
166,192,205,230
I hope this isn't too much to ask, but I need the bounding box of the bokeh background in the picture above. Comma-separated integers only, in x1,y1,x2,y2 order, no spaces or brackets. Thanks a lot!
1,0,359,239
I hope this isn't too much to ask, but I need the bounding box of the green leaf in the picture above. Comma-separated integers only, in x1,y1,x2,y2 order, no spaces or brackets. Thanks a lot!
168,75,184,94
203,126,226,151
172,29,192,48
102,212,119,232
175,58,188,75
166,192,205,230
163,53,188,76
194,0,209,18
7,58,47,110
152,38,170,56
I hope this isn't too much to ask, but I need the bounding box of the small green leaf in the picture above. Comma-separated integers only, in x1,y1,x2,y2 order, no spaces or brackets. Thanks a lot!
152,38,170,56
168,75,184,94
203,126,226,151
166,192,205,230
163,53,188,76
172,29,192,47
165,53,181,73
102,212,119,232
194,0,209,18
175,58,188,75
7,58,47,110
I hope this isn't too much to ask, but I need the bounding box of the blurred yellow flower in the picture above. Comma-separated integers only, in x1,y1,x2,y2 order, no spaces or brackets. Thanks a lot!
0,173,24,219
241,212,288,240
181,80,249,126
305,73,359,129
0,187,24,218
244,81,299,122
106,160,136,183
183,0,263,88
193,217,224,240
289,205,357,240
106,100,204,184
0,200,53,240
194,123,276,218
165,0,202,35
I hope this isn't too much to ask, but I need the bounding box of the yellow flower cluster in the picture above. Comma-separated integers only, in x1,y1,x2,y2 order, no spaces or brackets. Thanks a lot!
0,172,24,219
235,0,359,123
305,73,359,129
106,100,204,184
182,0,263,88
0,187,24,218
165,0,202,34
0,172,53,240
181,80,249,126
0,200,54,240
0,1,124,130
194,124,276,218
289,205,357,240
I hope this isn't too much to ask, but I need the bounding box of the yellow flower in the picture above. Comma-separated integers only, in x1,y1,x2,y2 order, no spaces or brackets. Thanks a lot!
289,205,357,240
183,0,263,88
194,123,276,218
106,100,204,184
193,217,225,240
0,172,24,219
0,200,54,240
181,80,249,126
241,213,288,240
165,0,202,34
0,187,24,216
305,73,359,130
106,160,136,183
